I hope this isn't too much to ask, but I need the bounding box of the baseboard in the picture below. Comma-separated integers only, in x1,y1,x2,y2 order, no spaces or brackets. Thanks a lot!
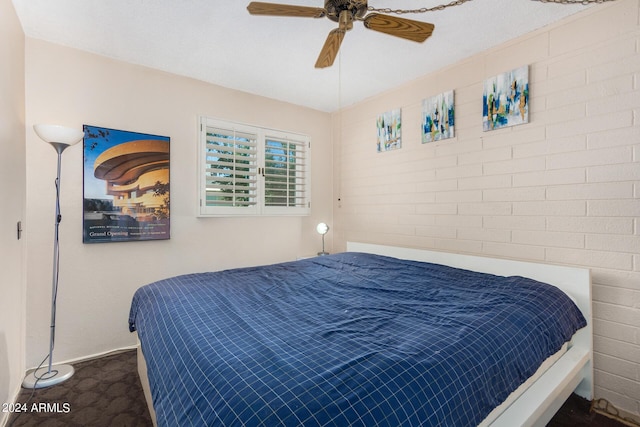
61,345,139,365
23,345,139,373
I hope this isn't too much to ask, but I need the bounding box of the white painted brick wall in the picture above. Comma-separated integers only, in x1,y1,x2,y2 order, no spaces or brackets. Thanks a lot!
513,136,586,158
513,168,586,187
546,182,634,200
512,230,585,249
513,200,586,216
333,0,640,418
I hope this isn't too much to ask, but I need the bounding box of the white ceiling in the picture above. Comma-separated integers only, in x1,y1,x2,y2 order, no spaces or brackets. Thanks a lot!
12,0,595,112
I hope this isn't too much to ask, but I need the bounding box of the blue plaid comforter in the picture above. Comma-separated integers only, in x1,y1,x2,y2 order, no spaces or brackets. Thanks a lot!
129,252,586,427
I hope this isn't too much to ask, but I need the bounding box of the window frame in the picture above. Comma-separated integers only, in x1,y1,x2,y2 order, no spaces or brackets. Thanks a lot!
198,116,311,217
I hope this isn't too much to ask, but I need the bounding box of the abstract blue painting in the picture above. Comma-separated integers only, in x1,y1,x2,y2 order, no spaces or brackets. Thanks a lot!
376,108,402,152
483,65,529,131
422,90,455,143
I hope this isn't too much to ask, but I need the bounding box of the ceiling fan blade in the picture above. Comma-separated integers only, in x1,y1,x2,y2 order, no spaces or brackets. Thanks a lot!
247,2,326,18
363,13,434,43
315,28,345,69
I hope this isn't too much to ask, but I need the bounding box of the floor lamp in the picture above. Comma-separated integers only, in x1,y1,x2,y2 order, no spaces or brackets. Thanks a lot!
22,124,84,389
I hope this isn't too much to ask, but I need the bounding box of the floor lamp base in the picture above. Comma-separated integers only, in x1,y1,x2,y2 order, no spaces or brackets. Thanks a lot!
22,364,74,389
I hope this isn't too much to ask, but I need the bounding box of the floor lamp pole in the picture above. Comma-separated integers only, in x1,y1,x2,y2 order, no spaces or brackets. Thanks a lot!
22,138,77,389
47,144,68,375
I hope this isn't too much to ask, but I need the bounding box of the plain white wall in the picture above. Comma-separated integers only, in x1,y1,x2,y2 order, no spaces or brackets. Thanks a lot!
0,0,26,424
333,0,640,420
23,38,333,368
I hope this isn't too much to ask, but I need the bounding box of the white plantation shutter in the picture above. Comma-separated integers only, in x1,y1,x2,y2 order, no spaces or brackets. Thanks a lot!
199,117,310,216
263,133,309,213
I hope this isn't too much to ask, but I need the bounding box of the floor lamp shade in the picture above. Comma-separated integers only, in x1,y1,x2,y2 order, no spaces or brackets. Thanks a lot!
22,124,83,389
33,124,84,149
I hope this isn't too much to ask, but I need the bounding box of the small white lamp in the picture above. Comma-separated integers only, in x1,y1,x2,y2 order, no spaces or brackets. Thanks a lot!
316,222,330,256
22,124,84,389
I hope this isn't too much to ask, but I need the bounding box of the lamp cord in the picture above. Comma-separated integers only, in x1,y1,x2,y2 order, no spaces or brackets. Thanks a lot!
591,398,640,427
50,176,61,353
6,354,51,427
46,149,64,375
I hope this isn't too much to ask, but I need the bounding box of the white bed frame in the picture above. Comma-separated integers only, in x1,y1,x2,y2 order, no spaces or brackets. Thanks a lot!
137,243,593,427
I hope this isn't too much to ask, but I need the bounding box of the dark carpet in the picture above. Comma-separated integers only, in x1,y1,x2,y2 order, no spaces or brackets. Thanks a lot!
7,349,628,427
8,350,151,427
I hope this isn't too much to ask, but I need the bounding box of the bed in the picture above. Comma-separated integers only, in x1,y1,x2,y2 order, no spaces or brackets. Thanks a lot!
129,242,592,427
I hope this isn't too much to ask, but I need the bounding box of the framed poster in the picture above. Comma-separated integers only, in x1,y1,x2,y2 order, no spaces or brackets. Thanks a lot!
422,90,455,143
483,65,529,131
83,125,170,243
376,108,402,152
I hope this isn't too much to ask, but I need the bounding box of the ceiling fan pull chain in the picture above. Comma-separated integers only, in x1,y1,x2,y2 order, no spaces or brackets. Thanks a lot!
531,0,617,3
367,0,473,15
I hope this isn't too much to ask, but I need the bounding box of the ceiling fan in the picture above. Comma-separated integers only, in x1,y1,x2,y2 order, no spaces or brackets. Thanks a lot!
247,0,435,68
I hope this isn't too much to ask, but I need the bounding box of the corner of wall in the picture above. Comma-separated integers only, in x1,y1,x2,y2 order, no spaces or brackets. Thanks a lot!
0,0,27,425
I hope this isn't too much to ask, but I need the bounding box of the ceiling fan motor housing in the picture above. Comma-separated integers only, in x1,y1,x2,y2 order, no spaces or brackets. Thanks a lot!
325,0,367,22
246,0,435,68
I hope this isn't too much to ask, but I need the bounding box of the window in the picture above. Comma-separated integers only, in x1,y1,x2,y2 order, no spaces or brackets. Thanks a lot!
199,117,311,216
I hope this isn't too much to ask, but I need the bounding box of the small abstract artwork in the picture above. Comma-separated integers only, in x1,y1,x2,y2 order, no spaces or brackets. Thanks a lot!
422,90,455,143
376,108,402,152
483,65,529,131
